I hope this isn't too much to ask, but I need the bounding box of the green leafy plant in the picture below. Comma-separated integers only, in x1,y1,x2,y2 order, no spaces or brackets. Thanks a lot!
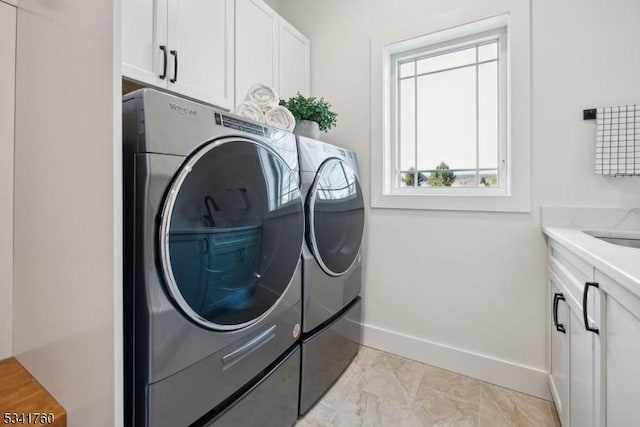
279,93,338,132
480,175,498,187
427,162,456,187
401,167,426,187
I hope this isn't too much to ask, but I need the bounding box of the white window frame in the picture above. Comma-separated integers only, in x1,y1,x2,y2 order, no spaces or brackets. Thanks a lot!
390,28,508,196
370,12,531,213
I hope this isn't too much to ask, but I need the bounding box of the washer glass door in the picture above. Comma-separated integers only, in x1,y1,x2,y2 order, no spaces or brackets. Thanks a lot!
308,158,365,276
160,138,304,330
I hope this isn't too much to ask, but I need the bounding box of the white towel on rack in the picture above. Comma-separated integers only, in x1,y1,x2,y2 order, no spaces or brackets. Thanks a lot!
264,106,296,131
232,101,265,123
245,84,280,111
595,104,640,176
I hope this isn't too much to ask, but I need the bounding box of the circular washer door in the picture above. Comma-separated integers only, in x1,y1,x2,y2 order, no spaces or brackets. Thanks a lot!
307,158,365,276
159,137,304,331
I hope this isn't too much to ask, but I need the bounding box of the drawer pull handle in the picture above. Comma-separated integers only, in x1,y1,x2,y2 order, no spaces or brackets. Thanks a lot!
170,50,178,83
159,45,168,79
583,282,600,334
222,325,276,369
553,293,566,334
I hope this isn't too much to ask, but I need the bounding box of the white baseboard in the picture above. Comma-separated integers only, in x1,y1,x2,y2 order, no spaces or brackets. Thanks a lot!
548,374,561,411
361,322,551,400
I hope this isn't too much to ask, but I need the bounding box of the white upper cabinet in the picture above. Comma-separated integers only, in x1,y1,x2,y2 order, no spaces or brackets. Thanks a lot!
278,19,310,100
122,0,168,87
167,0,234,109
235,0,310,106
122,0,234,110
123,0,309,109
235,0,278,103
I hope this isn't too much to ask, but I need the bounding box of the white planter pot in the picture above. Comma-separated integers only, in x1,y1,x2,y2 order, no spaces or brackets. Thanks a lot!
294,120,320,140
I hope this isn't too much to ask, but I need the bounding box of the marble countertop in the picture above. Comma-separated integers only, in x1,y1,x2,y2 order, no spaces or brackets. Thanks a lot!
543,226,640,298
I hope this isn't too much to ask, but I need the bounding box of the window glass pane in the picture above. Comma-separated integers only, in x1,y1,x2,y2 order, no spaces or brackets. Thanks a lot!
399,77,416,172
478,61,499,174
478,169,498,187
416,47,476,74
478,42,498,62
416,66,477,177
399,61,415,78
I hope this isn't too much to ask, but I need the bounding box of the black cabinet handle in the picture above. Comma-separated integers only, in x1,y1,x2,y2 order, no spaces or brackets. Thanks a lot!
170,50,178,83
583,282,599,334
159,45,168,79
553,293,566,334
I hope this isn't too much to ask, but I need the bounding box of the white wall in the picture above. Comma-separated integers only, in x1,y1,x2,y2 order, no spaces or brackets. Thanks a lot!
13,0,122,425
0,0,16,361
280,0,640,398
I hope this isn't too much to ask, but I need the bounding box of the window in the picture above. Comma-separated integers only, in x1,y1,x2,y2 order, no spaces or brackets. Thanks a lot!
391,26,507,195
371,12,531,212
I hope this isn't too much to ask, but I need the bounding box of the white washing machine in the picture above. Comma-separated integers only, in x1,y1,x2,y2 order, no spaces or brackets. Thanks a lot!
296,136,365,415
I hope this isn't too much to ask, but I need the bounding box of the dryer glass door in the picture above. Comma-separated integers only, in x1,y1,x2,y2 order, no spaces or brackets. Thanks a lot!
160,138,304,330
307,158,365,276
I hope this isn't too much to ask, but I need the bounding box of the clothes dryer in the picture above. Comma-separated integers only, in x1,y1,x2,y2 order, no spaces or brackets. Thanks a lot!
296,136,365,414
123,89,304,426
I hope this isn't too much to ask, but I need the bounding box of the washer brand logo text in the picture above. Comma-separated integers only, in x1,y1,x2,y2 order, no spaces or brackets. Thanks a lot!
169,102,198,116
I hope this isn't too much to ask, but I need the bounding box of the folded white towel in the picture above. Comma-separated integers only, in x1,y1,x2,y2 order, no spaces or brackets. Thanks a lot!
245,84,279,111
232,102,265,123
265,106,296,131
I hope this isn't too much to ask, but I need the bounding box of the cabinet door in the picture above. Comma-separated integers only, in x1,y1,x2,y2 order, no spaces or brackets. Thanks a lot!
597,270,640,427
167,0,234,109
122,0,168,87
549,274,570,427
235,0,278,105
569,297,600,427
278,19,310,100
0,0,15,360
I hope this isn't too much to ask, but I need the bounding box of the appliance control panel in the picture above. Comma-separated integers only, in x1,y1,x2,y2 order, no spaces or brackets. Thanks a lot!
214,112,269,137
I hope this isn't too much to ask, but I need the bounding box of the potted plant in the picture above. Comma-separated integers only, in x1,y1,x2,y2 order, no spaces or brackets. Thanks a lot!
279,93,338,139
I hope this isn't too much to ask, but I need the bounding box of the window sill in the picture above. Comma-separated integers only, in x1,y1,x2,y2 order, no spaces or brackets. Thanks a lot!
371,191,531,213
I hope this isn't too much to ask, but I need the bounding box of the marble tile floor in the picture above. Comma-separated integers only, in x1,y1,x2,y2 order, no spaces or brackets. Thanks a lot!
296,346,560,427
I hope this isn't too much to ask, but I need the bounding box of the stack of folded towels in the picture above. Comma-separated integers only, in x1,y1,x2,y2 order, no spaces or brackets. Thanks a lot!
233,84,296,132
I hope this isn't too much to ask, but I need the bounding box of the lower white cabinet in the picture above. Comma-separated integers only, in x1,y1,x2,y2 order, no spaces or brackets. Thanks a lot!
548,240,640,427
549,265,600,427
548,243,599,427
597,270,640,427
568,294,598,427
549,273,570,427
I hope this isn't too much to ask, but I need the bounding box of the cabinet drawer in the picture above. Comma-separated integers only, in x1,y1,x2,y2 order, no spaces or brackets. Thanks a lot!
548,242,598,320
549,241,594,286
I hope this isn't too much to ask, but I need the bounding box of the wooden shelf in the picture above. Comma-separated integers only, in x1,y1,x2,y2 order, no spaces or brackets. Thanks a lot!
0,357,66,426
